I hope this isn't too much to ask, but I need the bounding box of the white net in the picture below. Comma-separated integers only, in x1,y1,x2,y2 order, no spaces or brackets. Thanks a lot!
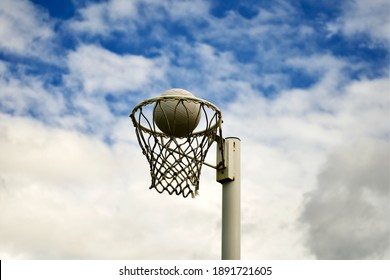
130,95,223,198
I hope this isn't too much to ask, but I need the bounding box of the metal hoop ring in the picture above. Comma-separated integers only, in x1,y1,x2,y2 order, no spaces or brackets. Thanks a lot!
130,95,223,137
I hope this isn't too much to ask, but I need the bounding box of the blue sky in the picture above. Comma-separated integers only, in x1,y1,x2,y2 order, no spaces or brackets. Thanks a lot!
0,0,389,259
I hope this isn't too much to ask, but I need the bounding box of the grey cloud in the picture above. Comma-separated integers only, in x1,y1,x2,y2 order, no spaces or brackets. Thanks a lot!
301,140,390,259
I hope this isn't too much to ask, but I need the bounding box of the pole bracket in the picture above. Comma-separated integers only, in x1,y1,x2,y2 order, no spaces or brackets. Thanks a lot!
216,137,240,183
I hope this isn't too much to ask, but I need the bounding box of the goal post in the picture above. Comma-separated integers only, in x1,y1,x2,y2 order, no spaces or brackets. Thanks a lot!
217,137,241,260
130,89,241,260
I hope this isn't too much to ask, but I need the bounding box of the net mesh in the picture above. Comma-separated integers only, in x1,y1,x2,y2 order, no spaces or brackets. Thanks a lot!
130,96,222,198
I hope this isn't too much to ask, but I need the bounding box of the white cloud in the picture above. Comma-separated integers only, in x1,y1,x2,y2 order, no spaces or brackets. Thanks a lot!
225,73,389,149
0,62,66,119
70,2,108,35
69,0,210,36
69,0,138,35
0,0,54,55
221,73,389,259
162,0,210,22
1,67,388,260
0,0,388,260
328,0,390,41
0,114,117,187
0,113,223,259
66,44,166,94
0,59,118,137
286,54,348,79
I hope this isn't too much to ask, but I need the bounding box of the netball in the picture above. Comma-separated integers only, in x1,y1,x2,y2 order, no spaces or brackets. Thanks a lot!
153,89,201,137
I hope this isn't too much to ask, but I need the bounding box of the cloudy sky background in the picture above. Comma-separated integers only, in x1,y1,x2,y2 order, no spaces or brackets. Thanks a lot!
0,0,389,259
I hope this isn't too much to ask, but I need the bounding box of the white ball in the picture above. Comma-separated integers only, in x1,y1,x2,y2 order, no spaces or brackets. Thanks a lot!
153,89,201,137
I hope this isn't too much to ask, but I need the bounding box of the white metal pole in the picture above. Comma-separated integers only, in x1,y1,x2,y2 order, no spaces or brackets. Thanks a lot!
217,137,241,260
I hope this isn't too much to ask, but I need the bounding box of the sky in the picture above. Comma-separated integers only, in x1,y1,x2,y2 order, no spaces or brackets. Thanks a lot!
0,0,389,260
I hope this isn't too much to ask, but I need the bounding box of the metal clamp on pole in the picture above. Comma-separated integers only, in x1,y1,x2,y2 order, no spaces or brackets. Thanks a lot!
217,137,241,260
